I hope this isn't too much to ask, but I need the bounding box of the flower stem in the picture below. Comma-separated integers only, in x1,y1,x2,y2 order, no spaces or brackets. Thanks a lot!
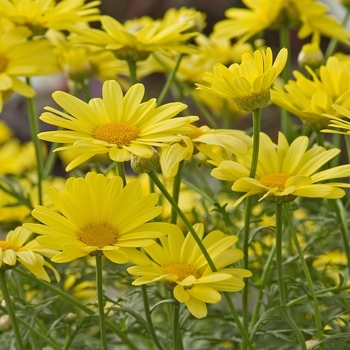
275,204,306,349
241,107,261,349
283,204,325,349
26,78,44,205
0,269,24,350
148,170,254,350
157,53,184,106
95,254,109,350
140,285,165,350
170,160,184,224
117,162,127,186
15,268,138,350
172,300,183,350
127,60,138,85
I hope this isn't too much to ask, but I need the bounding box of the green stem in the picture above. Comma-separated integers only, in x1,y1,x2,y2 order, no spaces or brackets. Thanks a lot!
157,53,184,106
241,107,261,349
80,81,92,101
170,160,184,224
324,8,350,61
14,269,138,350
172,300,183,350
127,60,138,85
283,204,325,349
249,242,277,330
332,199,350,274
26,78,44,205
95,254,109,350
140,285,165,350
275,204,306,349
0,269,25,350
147,170,254,350
117,162,127,186
152,52,219,128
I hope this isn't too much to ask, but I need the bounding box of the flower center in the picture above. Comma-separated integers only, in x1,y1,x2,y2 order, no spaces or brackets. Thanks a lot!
79,224,118,248
259,173,290,191
0,54,8,72
186,124,204,140
93,121,139,147
162,264,201,281
0,241,18,251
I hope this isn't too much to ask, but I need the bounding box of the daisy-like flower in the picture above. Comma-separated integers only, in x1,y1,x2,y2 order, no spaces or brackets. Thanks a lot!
0,0,101,35
0,226,59,282
127,223,251,319
271,56,350,129
0,18,59,111
68,13,200,62
47,30,129,85
196,47,288,111
211,132,350,207
24,172,179,264
38,79,198,171
213,0,350,45
160,124,252,181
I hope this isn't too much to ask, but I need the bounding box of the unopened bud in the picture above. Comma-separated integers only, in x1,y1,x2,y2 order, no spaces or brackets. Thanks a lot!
298,43,323,70
0,315,11,332
131,148,160,174
63,312,77,324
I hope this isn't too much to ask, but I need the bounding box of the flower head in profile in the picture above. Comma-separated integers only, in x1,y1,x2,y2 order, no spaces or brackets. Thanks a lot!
24,172,178,265
322,104,350,136
38,80,198,171
127,223,251,319
160,125,252,181
0,226,59,282
213,0,350,45
0,0,101,35
69,12,199,62
196,47,288,111
0,18,59,112
47,30,129,85
271,56,350,130
211,132,350,206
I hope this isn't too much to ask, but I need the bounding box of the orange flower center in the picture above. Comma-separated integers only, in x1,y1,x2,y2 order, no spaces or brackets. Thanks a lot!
162,264,201,281
0,241,18,251
93,121,139,147
79,224,118,248
259,173,290,191
0,54,8,73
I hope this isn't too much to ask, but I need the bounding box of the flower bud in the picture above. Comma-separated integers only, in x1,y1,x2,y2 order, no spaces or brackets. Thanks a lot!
0,315,11,332
298,43,323,70
63,312,77,324
131,147,160,173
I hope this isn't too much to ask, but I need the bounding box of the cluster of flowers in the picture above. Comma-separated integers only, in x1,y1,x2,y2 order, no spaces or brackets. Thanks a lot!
1,0,350,348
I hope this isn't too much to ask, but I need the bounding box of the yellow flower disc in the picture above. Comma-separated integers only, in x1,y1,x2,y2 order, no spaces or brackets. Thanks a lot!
162,264,201,281
93,121,139,147
259,173,290,191
0,241,18,251
79,224,118,248
186,124,204,140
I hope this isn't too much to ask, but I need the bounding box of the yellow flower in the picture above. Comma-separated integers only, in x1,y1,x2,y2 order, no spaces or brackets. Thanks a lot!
127,223,251,319
47,30,129,84
69,13,199,62
322,104,350,135
160,124,252,181
211,132,350,206
213,0,350,45
0,226,59,282
0,18,59,111
271,56,350,129
24,172,179,264
0,0,101,35
38,79,198,171
196,47,288,111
